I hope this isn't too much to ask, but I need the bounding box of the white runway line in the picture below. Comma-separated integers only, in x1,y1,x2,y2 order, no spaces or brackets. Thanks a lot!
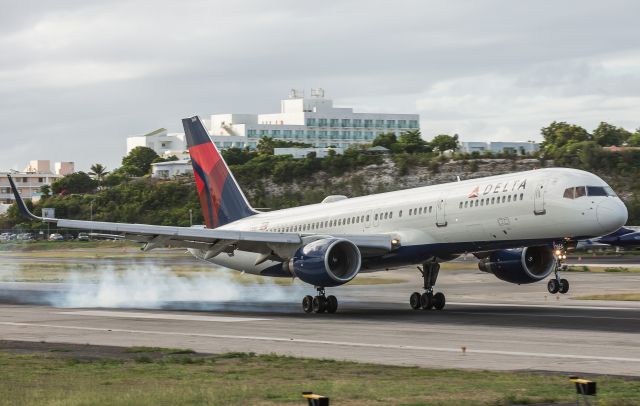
2,321,640,364
57,310,270,323
448,302,640,311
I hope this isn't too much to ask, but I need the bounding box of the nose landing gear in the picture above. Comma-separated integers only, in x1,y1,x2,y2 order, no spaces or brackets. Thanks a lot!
410,262,446,310
548,248,570,294
302,287,338,314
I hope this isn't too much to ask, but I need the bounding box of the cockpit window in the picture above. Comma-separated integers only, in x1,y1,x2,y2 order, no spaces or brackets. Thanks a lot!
587,186,616,196
563,188,574,199
564,185,616,199
587,186,607,196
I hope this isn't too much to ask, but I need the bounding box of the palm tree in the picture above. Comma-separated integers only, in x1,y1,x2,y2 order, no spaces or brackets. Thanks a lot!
89,164,109,181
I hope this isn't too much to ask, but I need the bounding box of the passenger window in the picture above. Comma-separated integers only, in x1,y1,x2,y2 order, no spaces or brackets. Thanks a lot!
361,215,365,222
429,206,433,213
464,201,468,208
491,197,495,204
374,214,378,221
389,212,393,219
418,207,422,214
384,212,388,220
513,194,517,201
502,196,506,203
480,199,484,206
399,210,402,218
459,202,463,209
519,193,523,200
508,195,511,202
475,200,479,207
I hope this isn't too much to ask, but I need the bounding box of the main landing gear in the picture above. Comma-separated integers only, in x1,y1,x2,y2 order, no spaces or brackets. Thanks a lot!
302,287,338,314
548,249,570,294
410,262,446,310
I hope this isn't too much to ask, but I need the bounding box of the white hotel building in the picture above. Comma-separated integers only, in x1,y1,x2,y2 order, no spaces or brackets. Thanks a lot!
127,89,420,156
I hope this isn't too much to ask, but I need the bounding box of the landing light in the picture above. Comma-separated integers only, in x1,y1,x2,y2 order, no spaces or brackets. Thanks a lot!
391,238,400,247
555,249,562,256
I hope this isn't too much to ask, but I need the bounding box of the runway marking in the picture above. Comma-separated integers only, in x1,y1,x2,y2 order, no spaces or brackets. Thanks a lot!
56,310,270,323
448,302,640,311
2,321,640,364
455,311,640,321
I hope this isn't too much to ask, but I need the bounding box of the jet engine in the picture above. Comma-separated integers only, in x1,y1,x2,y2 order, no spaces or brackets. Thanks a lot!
478,246,556,284
283,238,362,287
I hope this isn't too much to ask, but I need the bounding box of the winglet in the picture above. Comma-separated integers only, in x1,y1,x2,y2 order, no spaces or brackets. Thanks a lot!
7,174,48,222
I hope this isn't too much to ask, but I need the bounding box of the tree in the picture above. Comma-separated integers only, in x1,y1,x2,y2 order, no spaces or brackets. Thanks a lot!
121,146,159,176
540,121,591,155
372,132,397,149
430,134,459,153
398,130,427,153
592,122,631,147
627,130,640,147
39,185,51,198
51,172,98,195
89,163,109,181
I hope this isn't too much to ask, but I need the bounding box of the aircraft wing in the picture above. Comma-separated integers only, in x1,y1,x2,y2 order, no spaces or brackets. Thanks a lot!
7,175,393,257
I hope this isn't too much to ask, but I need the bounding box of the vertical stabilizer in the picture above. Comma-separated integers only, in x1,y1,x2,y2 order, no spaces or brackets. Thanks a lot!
182,116,256,228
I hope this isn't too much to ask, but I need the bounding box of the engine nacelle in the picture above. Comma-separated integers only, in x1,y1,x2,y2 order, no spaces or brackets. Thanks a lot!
478,246,556,284
285,238,362,287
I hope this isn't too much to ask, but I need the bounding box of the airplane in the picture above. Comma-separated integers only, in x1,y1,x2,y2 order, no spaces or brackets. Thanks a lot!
575,226,640,250
7,116,629,314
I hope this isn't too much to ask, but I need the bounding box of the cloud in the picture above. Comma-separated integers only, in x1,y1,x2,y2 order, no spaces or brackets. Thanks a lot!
0,0,639,170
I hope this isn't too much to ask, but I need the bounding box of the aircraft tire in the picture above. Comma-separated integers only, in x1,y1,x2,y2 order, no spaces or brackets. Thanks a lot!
409,292,422,310
547,279,560,294
312,296,326,313
326,295,338,313
559,279,570,294
420,292,434,310
433,292,446,310
302,295,314,313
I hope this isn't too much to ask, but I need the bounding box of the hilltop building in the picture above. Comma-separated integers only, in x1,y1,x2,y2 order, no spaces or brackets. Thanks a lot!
0,160,74,213
127,89,421,156
459,141,539,155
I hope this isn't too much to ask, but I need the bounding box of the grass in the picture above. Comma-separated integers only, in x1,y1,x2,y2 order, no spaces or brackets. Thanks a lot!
1,348,639,405
565,265,640,273
574,293,640,301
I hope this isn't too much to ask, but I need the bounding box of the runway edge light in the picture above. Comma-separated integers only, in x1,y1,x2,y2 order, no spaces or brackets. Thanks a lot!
302,392,329,406
569,376,596,405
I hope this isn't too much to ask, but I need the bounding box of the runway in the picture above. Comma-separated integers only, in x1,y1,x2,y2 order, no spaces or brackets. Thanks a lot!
1,267,639,377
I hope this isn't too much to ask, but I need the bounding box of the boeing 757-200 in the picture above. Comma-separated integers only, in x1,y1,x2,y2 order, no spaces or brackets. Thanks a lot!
8,116,628,313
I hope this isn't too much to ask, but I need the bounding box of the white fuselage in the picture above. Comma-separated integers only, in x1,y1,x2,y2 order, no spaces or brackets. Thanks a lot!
196,168,628,275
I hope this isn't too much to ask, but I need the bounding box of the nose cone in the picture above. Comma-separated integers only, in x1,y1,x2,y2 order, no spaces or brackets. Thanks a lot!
597,199,628,233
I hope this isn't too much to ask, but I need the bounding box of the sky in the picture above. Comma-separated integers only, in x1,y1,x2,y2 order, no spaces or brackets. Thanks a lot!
1,0,639,171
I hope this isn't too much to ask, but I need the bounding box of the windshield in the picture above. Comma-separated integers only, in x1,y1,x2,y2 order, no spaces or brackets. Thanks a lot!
563,185,616,199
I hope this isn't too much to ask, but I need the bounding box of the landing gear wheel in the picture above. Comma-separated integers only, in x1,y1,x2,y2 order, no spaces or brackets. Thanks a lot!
420,292,434,310
433,292,446,310
312,295,326,313
409,292,422,310
559,279,570,294
547,279,560,294
326,295,338,314
302,295,314,313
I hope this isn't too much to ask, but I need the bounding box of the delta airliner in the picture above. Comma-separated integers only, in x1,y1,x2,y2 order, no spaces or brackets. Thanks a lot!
8,116,628,313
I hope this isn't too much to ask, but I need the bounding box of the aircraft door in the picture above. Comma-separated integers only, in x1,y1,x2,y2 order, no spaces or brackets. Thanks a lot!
534,182,546,215
436,196,447,227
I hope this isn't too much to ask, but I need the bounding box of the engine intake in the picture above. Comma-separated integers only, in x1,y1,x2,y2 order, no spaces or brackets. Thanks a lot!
478,246,556,284
286,238,362,287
